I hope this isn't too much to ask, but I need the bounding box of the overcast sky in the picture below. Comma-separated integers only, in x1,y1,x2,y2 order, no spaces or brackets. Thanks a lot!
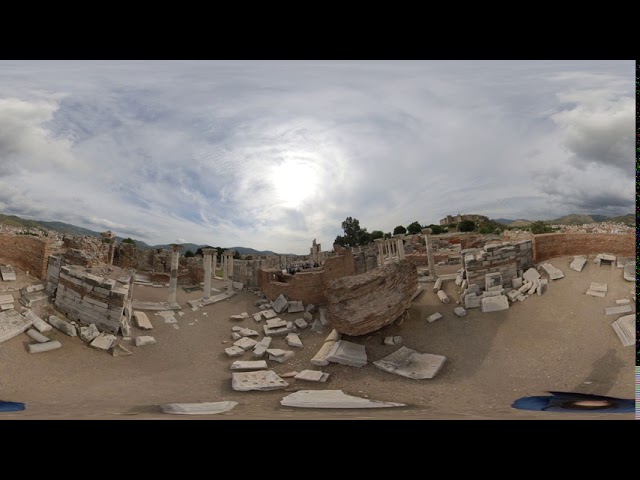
0,61,634,254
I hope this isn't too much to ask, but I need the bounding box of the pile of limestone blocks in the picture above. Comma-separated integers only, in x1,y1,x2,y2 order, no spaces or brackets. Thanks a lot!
54,266,129,334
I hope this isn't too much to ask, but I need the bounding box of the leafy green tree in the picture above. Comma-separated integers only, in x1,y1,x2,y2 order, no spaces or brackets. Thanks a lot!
185,250,195,257
339,216,371,247
233,250,240,259
458,220,476,232
406,221,423,235
384,232,392,239
122,237,136,245
425,224,445,235
529,221,553,234
393,225,407,235
334,235,345,246
370,230,384,240
195,247,203,256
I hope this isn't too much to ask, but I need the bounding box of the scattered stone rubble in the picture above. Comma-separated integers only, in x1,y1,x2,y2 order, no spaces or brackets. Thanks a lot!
280,390,405,408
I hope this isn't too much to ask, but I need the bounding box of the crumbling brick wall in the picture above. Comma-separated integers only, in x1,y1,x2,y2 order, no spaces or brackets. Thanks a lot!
404,253,429,265
463,240,533,290
257,251,358,305
532,233,635,262
353,251,379,274
258,268,327,305
0,233,50,279
114,242,154,269
55,266,127,333
62,236,111,266
232,259,276,288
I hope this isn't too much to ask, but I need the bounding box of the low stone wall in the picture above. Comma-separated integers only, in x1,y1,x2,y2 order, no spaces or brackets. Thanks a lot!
258,268,327,305
463,240,533,290
532,233,635,262
0,234,50,279
54,266,127,333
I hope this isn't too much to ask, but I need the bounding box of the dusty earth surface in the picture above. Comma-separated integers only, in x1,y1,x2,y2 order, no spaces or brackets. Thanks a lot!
0,255,635,420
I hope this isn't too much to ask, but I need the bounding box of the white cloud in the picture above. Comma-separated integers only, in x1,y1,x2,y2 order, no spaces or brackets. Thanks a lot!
0,61,633,253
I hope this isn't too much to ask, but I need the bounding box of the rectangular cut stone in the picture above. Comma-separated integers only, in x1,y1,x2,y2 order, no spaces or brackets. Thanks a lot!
230,360,268,371
280,390,405,409
266,318,287,328
616,299,631,305
427,312,442,323
482,290,502,298
234,337,258,350
231,370,288,391
326,340,367,367
604,305,632,316
286,333,303,348
464,293,481,309
481,295,509,313
0,294,14,305
294,318,308,329
262,309,277,319
263,324,293,337
22,311,52,333
135,335,156,347
225,346,245,357
586,289,606,298
485,272,502,290
589,282,608,292
570,256,587,272
133,311,153,329
90,333,117,350
48,315,77,336
540,263,564,280
287,300,305,313
294,370,329,382
374,347,446,379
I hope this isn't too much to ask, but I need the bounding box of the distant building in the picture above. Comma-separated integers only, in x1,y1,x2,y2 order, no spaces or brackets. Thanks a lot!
439,214,489,226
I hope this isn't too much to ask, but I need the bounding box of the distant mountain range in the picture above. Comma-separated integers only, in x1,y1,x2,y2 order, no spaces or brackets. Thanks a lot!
493,214,634,227
0,214,282,255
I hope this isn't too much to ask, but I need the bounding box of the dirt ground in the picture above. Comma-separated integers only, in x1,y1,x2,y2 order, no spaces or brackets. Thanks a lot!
0,255,635,420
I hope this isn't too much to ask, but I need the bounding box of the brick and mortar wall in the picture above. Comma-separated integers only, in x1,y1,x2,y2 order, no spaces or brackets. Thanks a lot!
0,234,49,279
55,266,127,333
462,240,533,290
532,233,635,262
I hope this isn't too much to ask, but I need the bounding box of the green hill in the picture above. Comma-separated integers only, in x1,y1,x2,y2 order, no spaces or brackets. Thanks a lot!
546,214,596,225
608,214,635,226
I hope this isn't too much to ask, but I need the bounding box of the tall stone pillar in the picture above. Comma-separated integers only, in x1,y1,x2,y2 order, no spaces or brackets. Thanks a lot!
422,228,436,279
224,250,234,292
202,248,215,300
394,234,405,260
168,244,181,303
374,238,385,267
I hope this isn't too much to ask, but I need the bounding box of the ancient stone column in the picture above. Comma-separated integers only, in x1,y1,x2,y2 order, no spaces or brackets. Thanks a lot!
202,248,215,300
374,238,385,267
224,250,234,292
168,245,181,303
394,234,405,260
422,228,436,279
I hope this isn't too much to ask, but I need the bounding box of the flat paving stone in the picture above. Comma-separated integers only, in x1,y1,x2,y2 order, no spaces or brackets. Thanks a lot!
231,370,288,391
287,300,304,313
286,333,303,348
225,346,245,357
623,263,634,282
161,401,238,415
540,262,564,280
569,256,587,272
0,310,33,343
481,295,509,313
589,282,608,292
90,333,117,350
262,309,277,319
294,370,329,382
604,305,632,316
234,337,258,351
373,346,446,379
280,390,405,409
611,314,635,347
294,318,308,329
326,340,367,367
230,360,268,371
133,311,153,330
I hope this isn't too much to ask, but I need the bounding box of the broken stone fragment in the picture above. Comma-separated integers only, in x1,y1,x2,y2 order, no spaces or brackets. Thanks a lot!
326,340,367,367
286,333,303,348
294,318,308,329
303,311,313,322
91,333,117,350
133,311,153,330
311,340,335,366
325,329,341,343
230,360,268,371
234,337,258,351
80,323,100,342
26,328,50,343
111,343,133,357
383,335,403,346
28,340,62,354
272,294,288,314
480,295,509,313
134,335,156,347
427,312,442,323
522,268,541,283
569,256,587,272
238,328,259,337
287,300,305,313
161,401,238,415
225,346,245,357
48,315,77,337
231,332,241,340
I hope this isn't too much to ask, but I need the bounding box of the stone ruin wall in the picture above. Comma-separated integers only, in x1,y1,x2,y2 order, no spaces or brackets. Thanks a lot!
462,240,533,291
114,243,155,270
232,257,282,288
532,233,635,262
0,233,50,279
54,266,128,334
62,236,111,267
258,251,357,306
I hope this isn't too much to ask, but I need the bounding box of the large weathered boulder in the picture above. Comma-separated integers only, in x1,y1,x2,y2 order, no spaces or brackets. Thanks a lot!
324,260,418,336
